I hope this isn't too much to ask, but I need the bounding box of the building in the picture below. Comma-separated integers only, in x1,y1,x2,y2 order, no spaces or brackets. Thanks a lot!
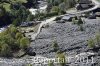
61,14,76,21
20,21,41,27
76,0,93,10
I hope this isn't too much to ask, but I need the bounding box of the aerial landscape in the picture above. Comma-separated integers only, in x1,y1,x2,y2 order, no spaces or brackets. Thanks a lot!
0,0,100,66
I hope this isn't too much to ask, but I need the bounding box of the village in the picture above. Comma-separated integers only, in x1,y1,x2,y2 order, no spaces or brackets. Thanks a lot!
0,0,100,66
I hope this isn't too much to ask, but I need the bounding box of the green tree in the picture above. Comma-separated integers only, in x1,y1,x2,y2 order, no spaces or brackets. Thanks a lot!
77,17,83,25
79,24,84,31
12,18,21,26
27,14,34,21
51,6,60,13
0,43,11,57
15,32,24,39
2,34,15,46
95,33,100,46
20,37,30,49
59,2,66,14
0,6,6,17
52,40,59,52
10,26,18,37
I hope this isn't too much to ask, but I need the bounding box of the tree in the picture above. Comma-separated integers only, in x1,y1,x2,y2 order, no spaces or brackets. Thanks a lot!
20,37,30,49
51,6,60,13
15,32,24,39
79,24,84,31
59,2,66,14
0,6,6,17
26,0,38,8
12,18,21,26
2,34,14,46
27,14,34,21
95,33,100,46
18,6,27,22
77,17,83,25
10,26,18,37
52,40,59,52
0,43,12,57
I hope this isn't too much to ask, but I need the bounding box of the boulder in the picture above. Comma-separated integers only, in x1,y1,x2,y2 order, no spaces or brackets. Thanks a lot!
26,47,36,56
13,49,26,58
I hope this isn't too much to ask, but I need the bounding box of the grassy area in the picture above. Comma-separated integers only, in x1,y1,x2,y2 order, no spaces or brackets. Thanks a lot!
2,3,11,12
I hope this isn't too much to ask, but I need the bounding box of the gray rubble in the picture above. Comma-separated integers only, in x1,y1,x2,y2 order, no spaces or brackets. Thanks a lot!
30,19,100,66
0,19,100,66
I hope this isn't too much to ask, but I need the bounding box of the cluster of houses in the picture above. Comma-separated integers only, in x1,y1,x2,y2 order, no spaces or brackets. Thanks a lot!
57,0,100,23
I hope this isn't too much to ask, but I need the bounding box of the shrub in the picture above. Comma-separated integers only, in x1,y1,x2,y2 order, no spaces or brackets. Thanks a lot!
10,26,18,37
48,60,54,66
0,25,30,57
72,18,76,24
56,50,66,66
20,37,30,49
51,6,60,13
27,64,32,66
46,12,58,17
0,43,12,57
87,38,95,48
12,18,21,26
77,17,83,25
95,33,100,46
27,14,34,21
3,34,15,47
15,32,24,39
52,40,59,52
79,25,84,31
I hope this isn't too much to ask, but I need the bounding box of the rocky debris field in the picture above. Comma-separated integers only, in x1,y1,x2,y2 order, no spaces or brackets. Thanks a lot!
30,18,100,66
0,19,100,66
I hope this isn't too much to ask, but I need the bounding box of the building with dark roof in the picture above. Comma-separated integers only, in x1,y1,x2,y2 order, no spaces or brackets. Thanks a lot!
61,14,76,21
76,0,93,10
20,21,41,27
79,0,91,4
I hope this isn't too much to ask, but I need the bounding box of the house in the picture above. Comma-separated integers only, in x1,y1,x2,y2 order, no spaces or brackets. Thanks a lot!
61,14,76,21
76,0,93,10
20,21,41,27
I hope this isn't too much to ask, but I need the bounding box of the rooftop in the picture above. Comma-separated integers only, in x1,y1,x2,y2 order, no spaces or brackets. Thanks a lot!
79,0,92,4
